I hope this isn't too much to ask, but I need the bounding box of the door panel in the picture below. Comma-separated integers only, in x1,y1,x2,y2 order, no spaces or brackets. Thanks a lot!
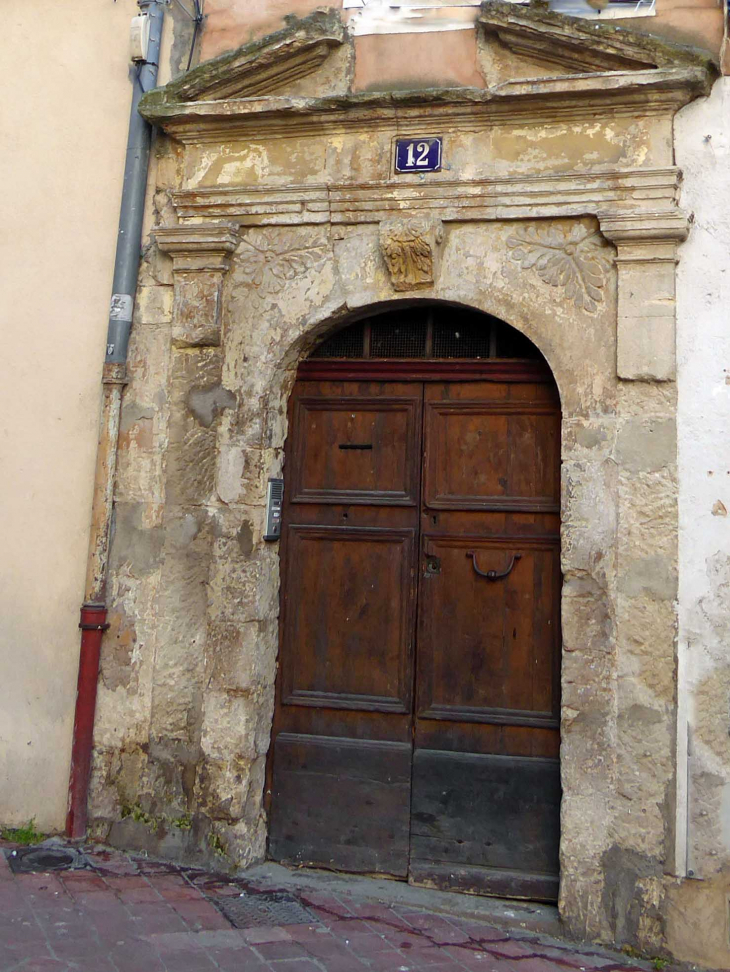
423,391,560,513
289,396,421,505
409,750,560,900
412,380,561,900
417,537,560,727
280,525,417,713
268,380,422,878
270,734,412,875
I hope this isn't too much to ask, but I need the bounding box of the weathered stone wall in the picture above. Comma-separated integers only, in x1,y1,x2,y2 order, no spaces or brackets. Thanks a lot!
87,6,717,963
91,205,682,950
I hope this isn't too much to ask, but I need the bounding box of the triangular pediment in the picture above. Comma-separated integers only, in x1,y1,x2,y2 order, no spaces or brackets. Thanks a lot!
478,0,714,75
154,9,346,104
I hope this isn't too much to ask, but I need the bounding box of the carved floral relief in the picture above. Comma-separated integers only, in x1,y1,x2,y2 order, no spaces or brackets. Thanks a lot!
236,231,328,297
506,223,613,313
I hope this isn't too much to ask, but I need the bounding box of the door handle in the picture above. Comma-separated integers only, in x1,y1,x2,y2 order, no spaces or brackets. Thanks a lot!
467,551,521,581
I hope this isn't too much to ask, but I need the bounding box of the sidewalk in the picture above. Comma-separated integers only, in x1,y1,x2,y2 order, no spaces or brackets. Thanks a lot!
0,839,678,972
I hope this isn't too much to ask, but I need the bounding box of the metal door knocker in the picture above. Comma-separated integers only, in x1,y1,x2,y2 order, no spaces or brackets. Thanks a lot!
467,551,521,581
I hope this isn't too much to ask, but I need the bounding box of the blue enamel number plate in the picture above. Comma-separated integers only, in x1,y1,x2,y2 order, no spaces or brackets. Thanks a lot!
395,137,442,174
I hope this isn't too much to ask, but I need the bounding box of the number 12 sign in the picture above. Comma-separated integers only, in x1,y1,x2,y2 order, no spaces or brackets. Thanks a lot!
395,137,442,174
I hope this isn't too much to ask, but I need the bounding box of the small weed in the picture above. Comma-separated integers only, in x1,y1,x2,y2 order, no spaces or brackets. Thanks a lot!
621,946,669,970
120,803,156,827
1,818,45,845
121,805,193,833
208,832,228,858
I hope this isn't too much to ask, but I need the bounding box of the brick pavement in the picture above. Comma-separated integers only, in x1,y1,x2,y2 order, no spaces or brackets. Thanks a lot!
0,841,673,972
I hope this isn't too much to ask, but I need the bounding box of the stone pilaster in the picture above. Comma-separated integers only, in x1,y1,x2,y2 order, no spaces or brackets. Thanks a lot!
156,225,240,348
600,212,688,383
142,224,241,847
597,212,684,948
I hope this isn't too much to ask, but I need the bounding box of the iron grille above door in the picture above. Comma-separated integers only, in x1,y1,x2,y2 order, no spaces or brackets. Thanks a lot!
310,307,543,361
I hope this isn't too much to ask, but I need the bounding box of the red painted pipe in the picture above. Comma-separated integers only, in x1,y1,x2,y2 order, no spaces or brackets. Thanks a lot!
65,604,109,839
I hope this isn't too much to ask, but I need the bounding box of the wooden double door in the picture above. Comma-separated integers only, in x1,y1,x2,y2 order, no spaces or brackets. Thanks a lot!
268,363,562,900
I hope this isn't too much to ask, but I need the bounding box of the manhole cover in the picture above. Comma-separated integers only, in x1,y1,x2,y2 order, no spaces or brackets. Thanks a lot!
212,891,317,928
6,845,87,874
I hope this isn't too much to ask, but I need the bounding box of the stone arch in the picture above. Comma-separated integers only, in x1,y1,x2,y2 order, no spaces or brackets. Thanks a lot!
212,245,620,916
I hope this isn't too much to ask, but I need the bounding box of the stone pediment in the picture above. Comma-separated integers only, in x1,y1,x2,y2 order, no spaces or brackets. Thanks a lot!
152,9,346,104
139,1,716,142
477,0,715,74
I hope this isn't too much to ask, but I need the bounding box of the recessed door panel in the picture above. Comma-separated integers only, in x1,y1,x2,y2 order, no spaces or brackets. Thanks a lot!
281,525,417,713
409,749,560,901
423,395,560,512
417,537,560,727
290,396,421,505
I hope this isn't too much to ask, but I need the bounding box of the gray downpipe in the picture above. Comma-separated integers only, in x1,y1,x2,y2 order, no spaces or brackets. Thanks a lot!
107,0,166,366
66,0,166,839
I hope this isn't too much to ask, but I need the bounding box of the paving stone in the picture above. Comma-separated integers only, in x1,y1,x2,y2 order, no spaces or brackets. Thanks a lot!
208,946,268,971
242,926,293,944
0,842,674,972
254,939,316,960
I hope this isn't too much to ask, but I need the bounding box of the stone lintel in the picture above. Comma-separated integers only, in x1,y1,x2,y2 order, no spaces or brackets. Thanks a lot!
155,225,240,347
172,169,682,227
600,211,687,383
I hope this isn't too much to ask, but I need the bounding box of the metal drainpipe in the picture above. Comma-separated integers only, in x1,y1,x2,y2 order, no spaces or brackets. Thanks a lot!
66,0,166,840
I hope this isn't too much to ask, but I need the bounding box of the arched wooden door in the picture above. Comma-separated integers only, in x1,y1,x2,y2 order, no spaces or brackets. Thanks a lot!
267,306,562,901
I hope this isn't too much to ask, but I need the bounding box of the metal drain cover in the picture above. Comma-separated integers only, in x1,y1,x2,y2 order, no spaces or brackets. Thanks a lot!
213,891,317,928
6,844,88,874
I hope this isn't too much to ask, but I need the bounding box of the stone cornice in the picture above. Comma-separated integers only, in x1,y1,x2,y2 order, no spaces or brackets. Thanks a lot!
155,225,240,271
140,68,711,143
172,168,682,227
599,210,689,244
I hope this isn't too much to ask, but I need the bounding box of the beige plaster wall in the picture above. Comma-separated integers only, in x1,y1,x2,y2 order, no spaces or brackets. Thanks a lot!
0,0,139,831
0,0,195,832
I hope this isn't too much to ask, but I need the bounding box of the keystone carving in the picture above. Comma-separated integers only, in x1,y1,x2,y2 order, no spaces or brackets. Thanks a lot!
379,215,444,292
506,223,613,313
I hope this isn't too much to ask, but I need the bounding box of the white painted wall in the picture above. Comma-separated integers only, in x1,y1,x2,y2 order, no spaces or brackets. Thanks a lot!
675,77,730,877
